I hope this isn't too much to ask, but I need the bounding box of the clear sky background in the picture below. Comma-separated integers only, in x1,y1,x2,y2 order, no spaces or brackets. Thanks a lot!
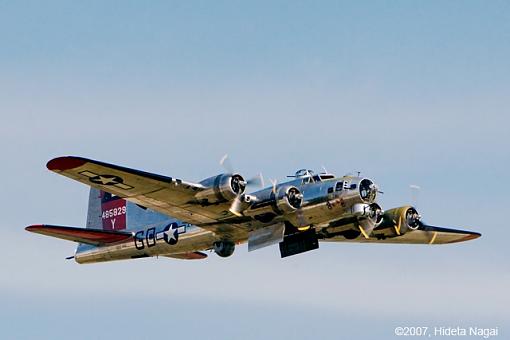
1,1,508,339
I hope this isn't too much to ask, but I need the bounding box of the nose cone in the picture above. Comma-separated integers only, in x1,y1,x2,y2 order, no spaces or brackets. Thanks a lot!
359,178,377,203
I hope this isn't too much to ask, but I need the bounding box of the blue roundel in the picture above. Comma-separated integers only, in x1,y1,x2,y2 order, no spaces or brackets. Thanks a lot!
163,222,179,245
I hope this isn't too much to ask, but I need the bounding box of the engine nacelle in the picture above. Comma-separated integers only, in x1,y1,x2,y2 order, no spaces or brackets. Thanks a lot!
350,203,383,224
318,202,383,239
358,178,378,203
244,185,303,217
377,206,421,237
195,173,246,203
276,186,303,213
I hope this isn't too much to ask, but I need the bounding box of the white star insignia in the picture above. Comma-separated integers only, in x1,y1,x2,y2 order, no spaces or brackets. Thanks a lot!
97,176,118,185
164,228,178,241
89,175,121,185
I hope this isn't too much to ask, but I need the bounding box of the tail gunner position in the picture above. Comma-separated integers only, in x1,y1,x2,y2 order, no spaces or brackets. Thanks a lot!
26,157,481,263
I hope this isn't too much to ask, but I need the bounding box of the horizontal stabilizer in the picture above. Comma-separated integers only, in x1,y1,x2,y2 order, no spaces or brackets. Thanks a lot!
25,225,132,246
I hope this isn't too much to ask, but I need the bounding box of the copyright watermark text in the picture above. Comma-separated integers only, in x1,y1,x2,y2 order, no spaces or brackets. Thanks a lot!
394,326,499,338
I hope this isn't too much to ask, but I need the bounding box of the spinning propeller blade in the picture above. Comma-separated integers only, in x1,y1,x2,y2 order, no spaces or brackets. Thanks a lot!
220,155,265,216
408,185,436,243
219,154,234,174
270,179,278,194
220,154,264,188
247,173,264,188
229,196,243,217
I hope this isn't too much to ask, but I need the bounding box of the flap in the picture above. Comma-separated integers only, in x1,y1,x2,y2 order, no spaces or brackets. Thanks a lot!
248,222,285,251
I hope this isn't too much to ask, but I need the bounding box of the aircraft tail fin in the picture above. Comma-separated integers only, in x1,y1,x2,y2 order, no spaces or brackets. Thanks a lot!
86,188,171,231
86,188,128,231
86,188,103,229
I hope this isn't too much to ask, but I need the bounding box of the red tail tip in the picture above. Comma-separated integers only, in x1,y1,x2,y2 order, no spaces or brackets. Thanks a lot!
47,157,86,171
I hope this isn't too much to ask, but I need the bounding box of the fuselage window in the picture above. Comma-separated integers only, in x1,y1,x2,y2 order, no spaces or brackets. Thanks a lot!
335,182,343,191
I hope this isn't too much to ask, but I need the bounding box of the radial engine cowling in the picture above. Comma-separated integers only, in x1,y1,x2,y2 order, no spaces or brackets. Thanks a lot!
378,206,421,237
276,186,303,213
244,185,303,217
195,173,246,203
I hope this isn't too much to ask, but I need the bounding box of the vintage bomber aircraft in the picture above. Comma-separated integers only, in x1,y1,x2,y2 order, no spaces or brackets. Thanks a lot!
26,156,481,263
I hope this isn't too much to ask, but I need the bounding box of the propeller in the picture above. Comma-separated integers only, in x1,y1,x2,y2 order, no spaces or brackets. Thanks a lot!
358,204,383,239
358,219,376,239
268,178,307,227
286,187,304,210
269,178,278,194
220,154,264,187
375,183,384,195
220,154,265,216
288,186,307,228
229,195,244,217
219,154,234,174
407,184,437,243
387,186,421,236
410,184,421,207
248,173,265,188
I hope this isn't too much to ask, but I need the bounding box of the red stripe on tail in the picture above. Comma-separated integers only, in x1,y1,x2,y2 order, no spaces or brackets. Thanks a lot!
100,192,127,231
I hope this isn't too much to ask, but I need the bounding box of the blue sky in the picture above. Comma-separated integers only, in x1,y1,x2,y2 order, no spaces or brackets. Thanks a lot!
1,1,508,339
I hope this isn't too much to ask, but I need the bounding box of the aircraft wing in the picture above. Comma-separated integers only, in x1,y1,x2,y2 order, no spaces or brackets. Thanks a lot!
322,225,481,245
26,225,132,246
46,156,225,226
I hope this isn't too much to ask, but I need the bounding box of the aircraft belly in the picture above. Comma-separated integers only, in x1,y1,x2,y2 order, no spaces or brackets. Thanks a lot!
75,229,218,264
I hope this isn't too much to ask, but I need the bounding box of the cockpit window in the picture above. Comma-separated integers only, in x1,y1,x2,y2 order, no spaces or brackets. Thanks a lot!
319,175,335,180
335,182,343,191
302,177,312,184
298,172,335,184
295,169,315,177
